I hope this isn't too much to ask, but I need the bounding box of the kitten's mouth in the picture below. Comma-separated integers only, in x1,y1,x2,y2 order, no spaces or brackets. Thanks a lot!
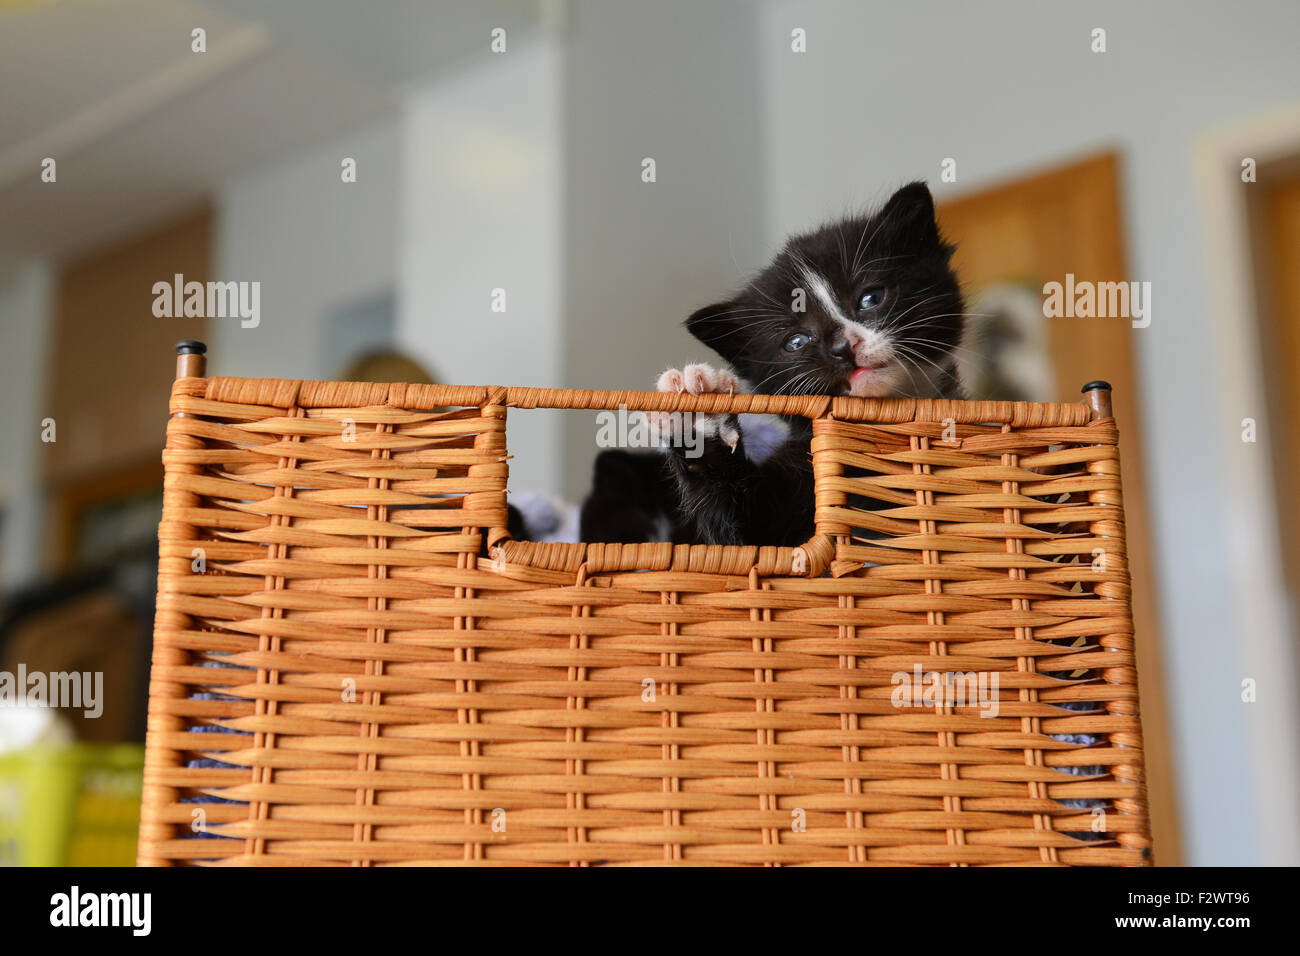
847,363,887,395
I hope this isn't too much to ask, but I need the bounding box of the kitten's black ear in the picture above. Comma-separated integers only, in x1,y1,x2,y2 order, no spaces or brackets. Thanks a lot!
685,301,740,356
879,181,942,251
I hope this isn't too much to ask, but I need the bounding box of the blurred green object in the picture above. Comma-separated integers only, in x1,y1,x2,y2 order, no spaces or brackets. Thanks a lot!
0,743,143,866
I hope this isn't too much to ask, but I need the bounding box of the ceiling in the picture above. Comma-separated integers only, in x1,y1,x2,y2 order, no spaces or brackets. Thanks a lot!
0,0,543,260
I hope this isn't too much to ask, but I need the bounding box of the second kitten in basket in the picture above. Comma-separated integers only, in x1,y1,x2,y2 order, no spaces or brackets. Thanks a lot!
580,182,966,546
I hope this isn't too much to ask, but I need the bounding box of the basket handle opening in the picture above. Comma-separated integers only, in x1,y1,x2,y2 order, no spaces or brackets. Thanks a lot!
489,391,835,577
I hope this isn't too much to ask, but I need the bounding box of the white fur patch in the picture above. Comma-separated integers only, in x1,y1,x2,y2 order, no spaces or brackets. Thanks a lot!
797,265,901,396
799,265,848,324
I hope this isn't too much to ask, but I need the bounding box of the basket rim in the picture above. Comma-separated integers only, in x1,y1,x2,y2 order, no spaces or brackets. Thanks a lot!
187,376,1098,427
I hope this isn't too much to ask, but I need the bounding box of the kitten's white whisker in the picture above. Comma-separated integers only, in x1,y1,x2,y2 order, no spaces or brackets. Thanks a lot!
881,293,951,329
905,335,989,361
893,345,953,393
896,353,944,397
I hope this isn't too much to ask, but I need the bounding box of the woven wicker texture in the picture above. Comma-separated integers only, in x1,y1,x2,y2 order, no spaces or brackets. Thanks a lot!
139,376,1150,865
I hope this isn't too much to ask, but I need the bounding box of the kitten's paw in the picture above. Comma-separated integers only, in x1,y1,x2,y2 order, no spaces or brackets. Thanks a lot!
691,413,741,451
655,363,741,453
657,363,738,396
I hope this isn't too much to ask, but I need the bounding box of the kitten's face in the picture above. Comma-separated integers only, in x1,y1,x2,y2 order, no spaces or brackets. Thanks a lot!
687,182,964,399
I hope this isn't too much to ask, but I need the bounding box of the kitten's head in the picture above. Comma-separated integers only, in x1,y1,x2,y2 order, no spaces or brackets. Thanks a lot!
686,182,964,399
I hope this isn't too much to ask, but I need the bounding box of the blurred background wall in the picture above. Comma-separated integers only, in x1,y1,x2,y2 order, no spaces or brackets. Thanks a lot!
399,35,563,495
1,0,1298,866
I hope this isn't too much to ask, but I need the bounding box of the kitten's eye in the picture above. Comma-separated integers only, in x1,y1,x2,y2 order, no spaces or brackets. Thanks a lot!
857,288,886,311
784,332,813,352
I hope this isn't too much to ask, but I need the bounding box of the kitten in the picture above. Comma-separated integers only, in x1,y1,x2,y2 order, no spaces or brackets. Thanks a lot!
580,181,965,547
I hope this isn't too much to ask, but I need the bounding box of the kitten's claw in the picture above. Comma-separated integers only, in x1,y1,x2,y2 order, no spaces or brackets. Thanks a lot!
693,414,741,451
657,368,685,394
724,423,740,452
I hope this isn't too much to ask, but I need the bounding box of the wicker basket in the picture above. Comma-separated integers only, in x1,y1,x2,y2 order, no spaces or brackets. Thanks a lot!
137,343,1150,866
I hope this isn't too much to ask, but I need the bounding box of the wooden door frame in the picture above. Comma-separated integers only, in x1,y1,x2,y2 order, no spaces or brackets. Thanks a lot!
1195,107,1300,866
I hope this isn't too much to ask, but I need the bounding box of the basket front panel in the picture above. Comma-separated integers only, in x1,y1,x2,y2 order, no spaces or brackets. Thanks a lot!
140,383,1149,865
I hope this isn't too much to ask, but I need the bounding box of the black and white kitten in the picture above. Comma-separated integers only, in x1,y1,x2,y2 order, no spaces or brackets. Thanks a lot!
580,182,965,547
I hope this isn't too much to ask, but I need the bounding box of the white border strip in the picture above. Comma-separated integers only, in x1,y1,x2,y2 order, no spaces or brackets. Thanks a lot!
1194,105,1300,865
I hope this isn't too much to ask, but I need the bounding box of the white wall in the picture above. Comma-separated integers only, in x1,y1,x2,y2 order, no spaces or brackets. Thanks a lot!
559,0,767,497
213,2,768,503
213,116,400,380
761,0,1300,865
0,260,52,591
396,36,564,496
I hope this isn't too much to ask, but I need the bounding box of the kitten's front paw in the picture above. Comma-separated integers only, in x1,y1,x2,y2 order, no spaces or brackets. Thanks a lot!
653,362,741,453
658,363,739,398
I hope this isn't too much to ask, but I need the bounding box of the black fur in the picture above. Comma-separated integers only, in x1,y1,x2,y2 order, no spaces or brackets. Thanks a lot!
581,182,964,546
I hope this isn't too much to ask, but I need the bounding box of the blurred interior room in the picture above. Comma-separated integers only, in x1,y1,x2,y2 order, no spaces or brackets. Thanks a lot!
1,0,1298,867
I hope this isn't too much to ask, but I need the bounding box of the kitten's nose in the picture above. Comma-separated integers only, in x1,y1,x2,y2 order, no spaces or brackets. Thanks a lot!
830,339,855,365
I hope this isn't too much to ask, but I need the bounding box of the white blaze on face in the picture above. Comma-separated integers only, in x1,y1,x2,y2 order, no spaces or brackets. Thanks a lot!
799,265,849,325
797,266,902,397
